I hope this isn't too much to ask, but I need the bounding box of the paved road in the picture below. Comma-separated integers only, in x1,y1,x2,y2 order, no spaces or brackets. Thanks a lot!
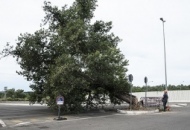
0,103,57,127
0,103,128,127
0,103,189,130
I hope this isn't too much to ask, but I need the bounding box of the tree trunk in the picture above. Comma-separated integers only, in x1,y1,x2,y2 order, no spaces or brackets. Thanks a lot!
115,93,140,110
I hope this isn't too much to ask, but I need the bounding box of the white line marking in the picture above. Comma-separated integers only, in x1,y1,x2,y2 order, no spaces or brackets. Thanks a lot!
0,119,6,127
10,114,121,127
0,103,47,106
13,122,31,127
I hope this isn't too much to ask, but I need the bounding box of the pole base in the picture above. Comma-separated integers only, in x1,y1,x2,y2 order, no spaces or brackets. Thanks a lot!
54,117,67,121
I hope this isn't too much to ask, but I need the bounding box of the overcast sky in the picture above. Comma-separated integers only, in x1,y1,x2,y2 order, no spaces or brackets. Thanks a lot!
0,0,190,91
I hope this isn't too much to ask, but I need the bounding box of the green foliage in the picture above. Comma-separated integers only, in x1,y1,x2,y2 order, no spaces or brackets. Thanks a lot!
15,89,26,99
0,92,4,98
132,85,190,92
0,0,130,112
0,88,27,101
6,88,15,98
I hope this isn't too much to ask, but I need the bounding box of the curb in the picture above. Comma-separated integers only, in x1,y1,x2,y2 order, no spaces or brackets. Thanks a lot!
117,109,159,115
176,103,187,106
170,103,188,107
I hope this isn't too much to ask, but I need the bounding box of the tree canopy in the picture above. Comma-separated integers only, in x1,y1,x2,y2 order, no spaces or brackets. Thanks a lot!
1,0,133,111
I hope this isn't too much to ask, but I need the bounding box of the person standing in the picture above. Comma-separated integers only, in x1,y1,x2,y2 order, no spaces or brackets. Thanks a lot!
162,90,168,111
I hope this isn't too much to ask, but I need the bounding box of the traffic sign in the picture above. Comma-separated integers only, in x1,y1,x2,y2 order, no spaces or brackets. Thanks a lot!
144,77,148,84
129,74,133,82
56,95,64,105
54,95,67,120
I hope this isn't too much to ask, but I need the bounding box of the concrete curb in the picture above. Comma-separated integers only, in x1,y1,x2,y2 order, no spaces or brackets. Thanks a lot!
176,103,187,106
117,109,159,115
170,103,188,107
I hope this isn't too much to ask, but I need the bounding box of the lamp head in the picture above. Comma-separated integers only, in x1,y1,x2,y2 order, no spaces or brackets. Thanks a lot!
160,18,166,22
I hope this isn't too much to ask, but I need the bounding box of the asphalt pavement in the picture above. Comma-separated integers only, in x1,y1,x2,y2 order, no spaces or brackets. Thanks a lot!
0,102,189,130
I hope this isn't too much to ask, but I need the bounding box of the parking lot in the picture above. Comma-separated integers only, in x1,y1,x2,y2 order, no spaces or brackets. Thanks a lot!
0,102,189,130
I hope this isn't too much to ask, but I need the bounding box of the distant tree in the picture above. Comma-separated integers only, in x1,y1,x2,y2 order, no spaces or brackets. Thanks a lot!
132,86,142,92
6,88,15,98
15,89,26,99
3,88,26,100
132,84,190,92
0,92,4,98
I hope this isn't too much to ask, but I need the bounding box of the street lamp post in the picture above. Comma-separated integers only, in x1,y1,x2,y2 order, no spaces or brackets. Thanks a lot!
160,18,167,90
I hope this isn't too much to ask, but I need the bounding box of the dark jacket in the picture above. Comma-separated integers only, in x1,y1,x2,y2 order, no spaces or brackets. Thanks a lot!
162,93,168,102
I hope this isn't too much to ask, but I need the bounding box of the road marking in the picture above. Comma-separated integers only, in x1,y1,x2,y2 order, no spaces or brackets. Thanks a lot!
0,103,47,106
8,109,179,127
13,122,31,127
10,114,121,127
0,119,6,127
